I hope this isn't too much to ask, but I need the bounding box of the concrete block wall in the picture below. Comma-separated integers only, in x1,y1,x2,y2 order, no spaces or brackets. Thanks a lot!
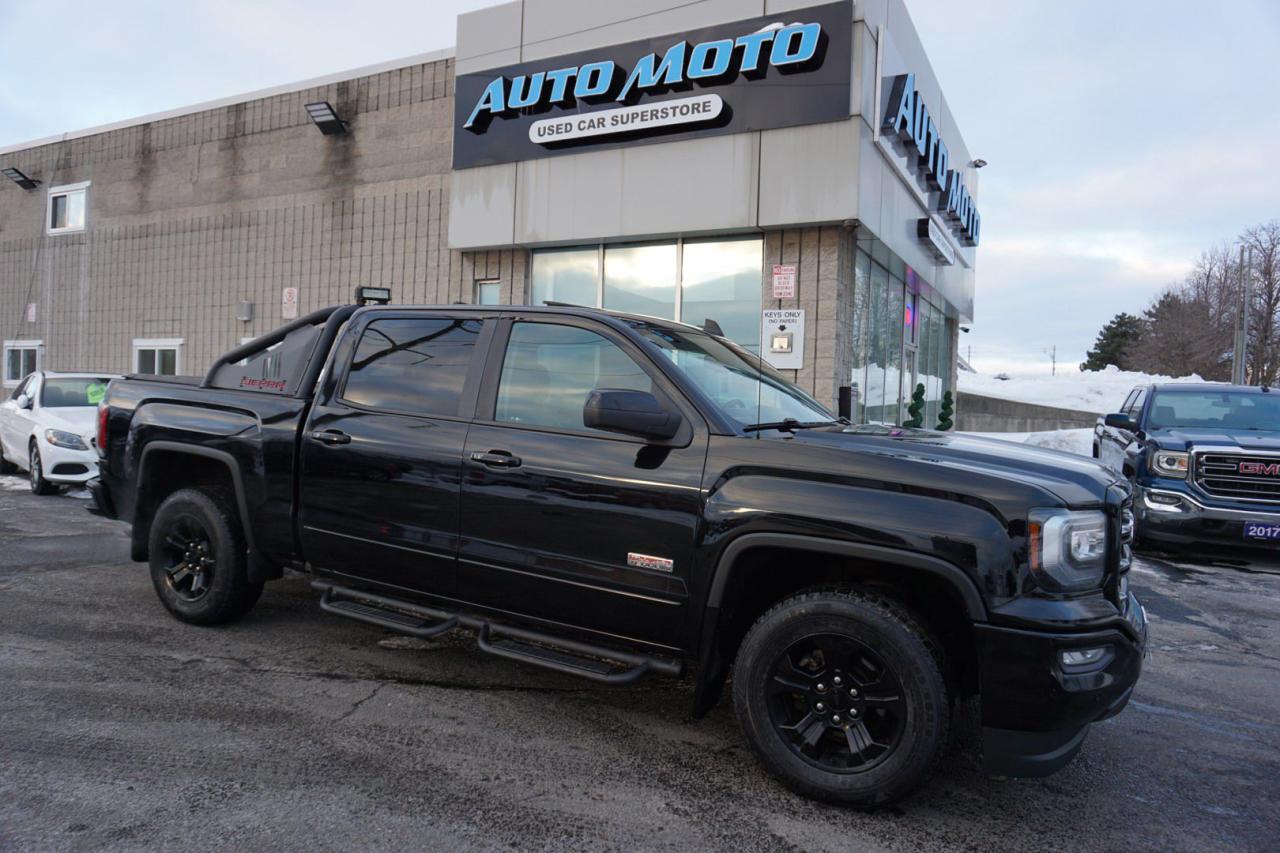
764,226,854,408
0,56,463,377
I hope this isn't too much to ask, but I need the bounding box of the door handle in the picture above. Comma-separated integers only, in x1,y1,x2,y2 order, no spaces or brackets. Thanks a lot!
309,429,351,445
469,449,522,468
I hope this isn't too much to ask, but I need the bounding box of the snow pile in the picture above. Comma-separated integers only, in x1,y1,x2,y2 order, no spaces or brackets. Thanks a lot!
968,428,1095,457
957,365,1212,414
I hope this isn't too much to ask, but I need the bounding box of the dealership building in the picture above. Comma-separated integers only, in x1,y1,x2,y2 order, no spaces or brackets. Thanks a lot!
0,0,978,427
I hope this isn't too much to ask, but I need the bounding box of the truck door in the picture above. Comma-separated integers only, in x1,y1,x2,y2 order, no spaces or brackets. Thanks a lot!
457,317,707,650
298,311,491,598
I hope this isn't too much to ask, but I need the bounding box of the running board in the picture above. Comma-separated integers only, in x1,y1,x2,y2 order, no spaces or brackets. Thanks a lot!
311,581,681,684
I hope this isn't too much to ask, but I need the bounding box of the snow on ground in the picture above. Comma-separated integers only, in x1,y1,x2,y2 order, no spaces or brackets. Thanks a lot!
958,365,1212,414
966,428,1095,458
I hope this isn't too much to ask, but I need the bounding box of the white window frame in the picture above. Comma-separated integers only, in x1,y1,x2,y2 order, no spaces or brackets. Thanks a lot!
46,180,90,235
475,279,503,305
3,339,43,387
132,338,184,376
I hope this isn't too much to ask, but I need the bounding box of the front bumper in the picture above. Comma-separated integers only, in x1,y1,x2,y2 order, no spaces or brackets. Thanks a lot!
1135,483,1280,554
978,592,1148,777
37,436,99,484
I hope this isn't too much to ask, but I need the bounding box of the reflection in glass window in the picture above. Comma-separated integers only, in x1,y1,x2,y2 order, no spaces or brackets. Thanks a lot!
476,280,502,305
604,243,677,320
631,321,832,428
342,318,481,416
680,237,762,353
496,323,652,433
850,252,871,423
531,248,598,307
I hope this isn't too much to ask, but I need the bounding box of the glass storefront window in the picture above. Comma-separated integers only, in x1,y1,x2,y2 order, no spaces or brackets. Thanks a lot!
531,237,763,352
865,262,890,423
850,251,871,423
531,247,598,307
680,237,763,354
603,242,678,320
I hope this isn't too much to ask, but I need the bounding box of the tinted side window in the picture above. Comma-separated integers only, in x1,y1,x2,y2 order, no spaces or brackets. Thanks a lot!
495,323,652,433
342,318,482,416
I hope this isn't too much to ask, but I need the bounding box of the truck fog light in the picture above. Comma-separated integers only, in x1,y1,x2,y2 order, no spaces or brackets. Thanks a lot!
1061,646,1109,668
1143,491,1186,513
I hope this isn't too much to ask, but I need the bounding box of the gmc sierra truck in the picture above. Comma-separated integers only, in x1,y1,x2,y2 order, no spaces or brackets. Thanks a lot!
91,293,1146,808
1096,382,1280,553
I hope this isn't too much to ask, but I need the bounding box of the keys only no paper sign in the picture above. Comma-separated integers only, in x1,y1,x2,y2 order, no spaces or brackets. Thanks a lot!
762,309,805,370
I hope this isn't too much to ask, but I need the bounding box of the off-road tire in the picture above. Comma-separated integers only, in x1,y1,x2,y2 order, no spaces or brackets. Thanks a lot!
732,588,950,809
148,488,262,625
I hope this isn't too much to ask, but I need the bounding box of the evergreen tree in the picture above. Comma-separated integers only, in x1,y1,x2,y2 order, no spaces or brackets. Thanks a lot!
905,383,926,427
937,390,954,431
1080,312,1144,371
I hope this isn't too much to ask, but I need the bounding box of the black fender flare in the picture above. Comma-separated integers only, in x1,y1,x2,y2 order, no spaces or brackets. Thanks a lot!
690,533,987,717
135,441,277,582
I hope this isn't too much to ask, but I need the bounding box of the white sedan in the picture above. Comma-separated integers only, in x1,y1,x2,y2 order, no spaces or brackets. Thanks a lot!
0,371,118,495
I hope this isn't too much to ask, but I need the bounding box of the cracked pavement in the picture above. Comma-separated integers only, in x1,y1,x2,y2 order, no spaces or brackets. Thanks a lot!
1,476,1279,851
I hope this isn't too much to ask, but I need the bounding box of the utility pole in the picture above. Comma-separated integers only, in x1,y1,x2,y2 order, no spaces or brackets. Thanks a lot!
1232,246,1252,385
1051,344,1056,376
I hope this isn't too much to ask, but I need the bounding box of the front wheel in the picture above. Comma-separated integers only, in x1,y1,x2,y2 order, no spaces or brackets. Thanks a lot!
148,488,262,625
732,589,950,808
29,444,57,495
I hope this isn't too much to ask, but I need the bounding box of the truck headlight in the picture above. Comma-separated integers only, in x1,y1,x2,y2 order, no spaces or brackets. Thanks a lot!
45,429,89,450
1152,449,1189,478
1029,509,1107,591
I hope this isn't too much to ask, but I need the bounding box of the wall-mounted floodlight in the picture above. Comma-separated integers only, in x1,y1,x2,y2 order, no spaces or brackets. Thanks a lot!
305,101,348,135
2,167,40,190
971,159,988,169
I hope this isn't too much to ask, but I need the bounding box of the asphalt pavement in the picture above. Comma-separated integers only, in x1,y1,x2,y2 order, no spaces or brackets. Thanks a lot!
2,475,1278,851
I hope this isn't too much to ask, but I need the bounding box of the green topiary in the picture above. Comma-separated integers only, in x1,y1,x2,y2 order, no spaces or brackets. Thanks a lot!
905,383,926,428
937,390,954,431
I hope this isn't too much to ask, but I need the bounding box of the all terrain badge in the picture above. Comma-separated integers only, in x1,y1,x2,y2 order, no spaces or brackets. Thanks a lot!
627,553,674,572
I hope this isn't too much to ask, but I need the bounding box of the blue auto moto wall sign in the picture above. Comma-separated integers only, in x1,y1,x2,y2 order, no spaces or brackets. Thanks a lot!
452,1,852,169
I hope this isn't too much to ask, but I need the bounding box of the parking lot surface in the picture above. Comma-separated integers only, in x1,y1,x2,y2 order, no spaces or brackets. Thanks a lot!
2,476,1279,851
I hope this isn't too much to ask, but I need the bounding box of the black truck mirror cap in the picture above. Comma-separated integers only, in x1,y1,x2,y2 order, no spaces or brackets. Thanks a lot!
583,389,682,442
1104,413,1136,431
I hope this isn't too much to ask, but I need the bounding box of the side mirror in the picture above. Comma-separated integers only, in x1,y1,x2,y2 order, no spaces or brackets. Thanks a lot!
1104,412,1136,431
583,389,682,442
16,394,31,410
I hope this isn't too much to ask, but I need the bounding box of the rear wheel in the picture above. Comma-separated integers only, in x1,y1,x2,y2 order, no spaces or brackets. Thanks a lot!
732,589,949,808
29,444,57,495
148,488,262,625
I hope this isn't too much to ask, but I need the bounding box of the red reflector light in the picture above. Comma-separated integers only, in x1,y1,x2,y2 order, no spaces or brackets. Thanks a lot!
97,404,109,453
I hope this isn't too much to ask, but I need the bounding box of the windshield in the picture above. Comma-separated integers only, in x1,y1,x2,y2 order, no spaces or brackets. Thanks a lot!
626,321,835,428
41,377,113,408
1148,390,1280,431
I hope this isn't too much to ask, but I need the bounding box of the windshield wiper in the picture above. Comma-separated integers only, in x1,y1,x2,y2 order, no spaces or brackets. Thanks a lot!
742,418,841,433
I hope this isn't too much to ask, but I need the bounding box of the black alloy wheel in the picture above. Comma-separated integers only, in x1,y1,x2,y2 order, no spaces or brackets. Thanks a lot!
157,513,217,602
733,589,949,808
766,633,908,773
148,488,263,625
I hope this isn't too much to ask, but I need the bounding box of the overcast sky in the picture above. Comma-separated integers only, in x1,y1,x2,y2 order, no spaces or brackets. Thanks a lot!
2,0,1278,374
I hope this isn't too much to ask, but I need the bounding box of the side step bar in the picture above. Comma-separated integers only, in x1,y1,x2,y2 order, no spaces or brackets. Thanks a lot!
311,581,682,684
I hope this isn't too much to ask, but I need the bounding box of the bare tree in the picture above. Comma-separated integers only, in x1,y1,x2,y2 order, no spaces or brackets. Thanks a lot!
1243,221,1280,386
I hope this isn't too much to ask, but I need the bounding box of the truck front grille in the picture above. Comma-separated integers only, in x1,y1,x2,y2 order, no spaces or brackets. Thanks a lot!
1195,452,1280,503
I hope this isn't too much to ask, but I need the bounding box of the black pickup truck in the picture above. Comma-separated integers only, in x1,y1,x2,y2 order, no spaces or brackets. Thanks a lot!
91,294,1146,807
1095,382,1280,553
